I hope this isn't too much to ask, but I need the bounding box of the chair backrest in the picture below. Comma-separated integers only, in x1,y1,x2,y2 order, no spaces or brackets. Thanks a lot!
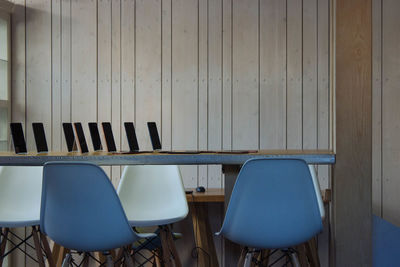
0,166,43,227
40,162,138,252
218,159,323,249
117,165,188,227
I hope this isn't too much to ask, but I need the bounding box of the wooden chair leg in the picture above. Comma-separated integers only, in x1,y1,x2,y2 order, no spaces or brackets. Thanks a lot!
305,237,320,267
237,247,248,267
114,247,124,267
159,226,173,267
40,231,55,267
32,226,46,267
0,228,9,267
165,226,182,267
54,245,69,267
295,244,309,267
153,248,163,267
82,253,90,267
123,249,134,267
97,251,106,265
259,249,270,267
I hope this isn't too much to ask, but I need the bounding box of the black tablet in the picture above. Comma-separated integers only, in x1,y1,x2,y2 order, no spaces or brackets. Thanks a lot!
73,122,89,153
147,122,161,150
32,123,48,153
102,122,117,152
124,122,139,152
88,122,103,151
10,123,27,154
62,123,77,152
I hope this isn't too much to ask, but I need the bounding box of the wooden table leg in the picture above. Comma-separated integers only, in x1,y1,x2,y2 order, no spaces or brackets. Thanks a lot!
223,164,242,267
190,202,219,267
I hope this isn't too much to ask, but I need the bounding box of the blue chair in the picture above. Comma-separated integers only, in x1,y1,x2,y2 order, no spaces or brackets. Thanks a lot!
40,162,154,267
217,158,323,266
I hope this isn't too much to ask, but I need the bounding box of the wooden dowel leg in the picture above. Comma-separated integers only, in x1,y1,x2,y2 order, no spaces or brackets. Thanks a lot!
0,228,9,267
40,231,55,267
165,226,182,267
32,227,46,267
237,247,248,267
159,226,172,267
82,253,90,267
305,237,320,267
295,244,308,267
114,248,124,267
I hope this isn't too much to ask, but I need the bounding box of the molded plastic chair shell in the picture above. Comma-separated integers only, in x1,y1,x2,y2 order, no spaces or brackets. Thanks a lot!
40,162,139,252
217,159,323,249
117,165,189,227
0,166,43,228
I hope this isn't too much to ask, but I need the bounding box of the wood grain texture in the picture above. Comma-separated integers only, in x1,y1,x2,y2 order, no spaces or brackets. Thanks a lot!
287,0,303,149
232,0,258,150
335,0,372,265
372,0,382,217
260,0,286,150
9,0,333,266
171,0,198,188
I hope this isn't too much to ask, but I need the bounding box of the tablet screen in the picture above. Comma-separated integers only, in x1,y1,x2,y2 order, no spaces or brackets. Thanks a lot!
10,123,27,154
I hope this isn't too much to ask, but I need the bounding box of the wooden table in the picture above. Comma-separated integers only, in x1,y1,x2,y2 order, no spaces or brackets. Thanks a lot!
0,150,335,267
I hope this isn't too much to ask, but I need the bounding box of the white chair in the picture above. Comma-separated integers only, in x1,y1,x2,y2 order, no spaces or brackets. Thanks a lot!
117,165,189,266
0,166,52,267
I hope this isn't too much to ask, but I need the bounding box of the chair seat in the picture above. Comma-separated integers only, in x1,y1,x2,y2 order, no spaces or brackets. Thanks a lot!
0,209,39,228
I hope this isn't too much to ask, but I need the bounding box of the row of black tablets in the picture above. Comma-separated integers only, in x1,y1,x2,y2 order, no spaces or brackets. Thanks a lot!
9,122,162,154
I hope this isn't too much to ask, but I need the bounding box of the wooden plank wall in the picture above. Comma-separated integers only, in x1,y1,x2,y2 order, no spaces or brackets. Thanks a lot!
372,0,400,227
10,0,331,266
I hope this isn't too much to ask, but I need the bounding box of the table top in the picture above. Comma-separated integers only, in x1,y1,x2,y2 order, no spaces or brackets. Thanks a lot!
185,188,332,203
0,150,335,166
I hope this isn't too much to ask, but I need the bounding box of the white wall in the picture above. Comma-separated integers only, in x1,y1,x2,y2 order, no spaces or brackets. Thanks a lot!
10,0,331,266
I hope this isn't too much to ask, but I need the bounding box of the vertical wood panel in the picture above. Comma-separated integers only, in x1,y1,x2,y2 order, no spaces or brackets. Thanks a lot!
198,0,208,187
287,0,303,149
136,0,162,151
10,2,27,265
172,0,198,187
208,0,223,188
335,0,372,265
317,0,330,191
11,0,26,126
316,0,330,265
372,0,382,217
98,0,112,177
52,0,62,151
259,0,286,150
382,0,400,225
302,0,317,150
232,0,258,150
71,0,97,142
161,0,172,150
61,0,72,151
111,0,121,185
26,0,52,151
222,0,232,152
121,0,135,152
